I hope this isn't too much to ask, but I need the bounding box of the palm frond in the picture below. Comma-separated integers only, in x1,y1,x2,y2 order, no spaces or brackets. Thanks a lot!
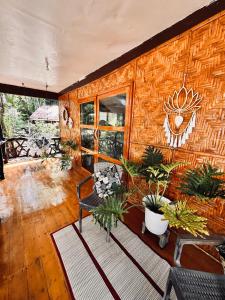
139,146,164,177
178,163,225,201
141,146,163,167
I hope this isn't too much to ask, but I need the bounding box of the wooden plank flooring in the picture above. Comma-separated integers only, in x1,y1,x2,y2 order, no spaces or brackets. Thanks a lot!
0,161,90,300
0,160,223,300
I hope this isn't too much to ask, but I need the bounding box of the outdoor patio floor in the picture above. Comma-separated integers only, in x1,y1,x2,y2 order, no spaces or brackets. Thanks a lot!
0,160,223,300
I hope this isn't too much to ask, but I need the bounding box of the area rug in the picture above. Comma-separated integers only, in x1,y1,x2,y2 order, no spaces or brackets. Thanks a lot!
51,216,175,300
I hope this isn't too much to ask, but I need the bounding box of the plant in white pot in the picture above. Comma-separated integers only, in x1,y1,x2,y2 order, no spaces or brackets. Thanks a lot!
143,162,184,235
121,147,186,235
121,156,208,238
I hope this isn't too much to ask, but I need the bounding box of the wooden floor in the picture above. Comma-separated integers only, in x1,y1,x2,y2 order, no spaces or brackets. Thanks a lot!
0,160,223,300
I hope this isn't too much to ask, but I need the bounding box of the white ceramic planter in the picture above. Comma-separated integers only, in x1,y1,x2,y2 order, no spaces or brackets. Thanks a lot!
144,195,171,235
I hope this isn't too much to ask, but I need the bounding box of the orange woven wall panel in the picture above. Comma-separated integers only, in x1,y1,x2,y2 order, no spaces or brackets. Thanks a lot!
59,91,81,164
59,11,225,233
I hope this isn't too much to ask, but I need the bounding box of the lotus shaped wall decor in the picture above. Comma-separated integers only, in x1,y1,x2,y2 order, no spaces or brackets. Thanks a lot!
163,77,202,148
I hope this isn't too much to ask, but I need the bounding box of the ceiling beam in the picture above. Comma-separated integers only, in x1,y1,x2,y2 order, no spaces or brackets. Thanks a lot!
59,0,225,96
0,83,58,100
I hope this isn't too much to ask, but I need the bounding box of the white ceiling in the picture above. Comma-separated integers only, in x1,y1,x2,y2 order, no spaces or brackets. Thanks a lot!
0,0,211,93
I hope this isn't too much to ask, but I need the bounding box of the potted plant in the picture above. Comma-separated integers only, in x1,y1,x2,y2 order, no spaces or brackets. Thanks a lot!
142,163,185,235
91,146,209,240
122,155,184,235
60,153,73,170
59,140,78,170
61,140,78,152
121,146,185,235
91,184,134,241
91,172,209,240
178,163,225,201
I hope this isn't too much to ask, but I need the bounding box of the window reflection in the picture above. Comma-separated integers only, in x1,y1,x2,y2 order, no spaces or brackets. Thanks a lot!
99,94,126,127
81,129,94,150
80,102,94,125
81,151,94,173
98,131,124,159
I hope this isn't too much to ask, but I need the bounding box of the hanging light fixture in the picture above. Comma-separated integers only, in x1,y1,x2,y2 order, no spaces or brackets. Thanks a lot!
45,57,50,71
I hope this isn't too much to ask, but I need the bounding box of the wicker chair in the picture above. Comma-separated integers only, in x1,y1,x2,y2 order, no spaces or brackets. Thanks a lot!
76,162,123,240
163,234,225,299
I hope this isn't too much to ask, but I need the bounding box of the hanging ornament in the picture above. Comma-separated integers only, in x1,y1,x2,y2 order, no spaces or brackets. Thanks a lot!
174,115,183,128
163,75,202,148
68,117,74,129
61,107,69,126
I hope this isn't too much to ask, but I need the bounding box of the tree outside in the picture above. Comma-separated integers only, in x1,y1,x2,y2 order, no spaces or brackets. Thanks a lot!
0,93,59,159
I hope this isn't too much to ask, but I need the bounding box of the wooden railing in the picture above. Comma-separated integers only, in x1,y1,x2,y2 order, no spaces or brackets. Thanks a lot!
4,137,60,161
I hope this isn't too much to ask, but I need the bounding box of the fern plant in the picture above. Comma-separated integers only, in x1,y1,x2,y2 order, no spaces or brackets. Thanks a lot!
179,163,225,201
160,201,209,237
91,182,140,233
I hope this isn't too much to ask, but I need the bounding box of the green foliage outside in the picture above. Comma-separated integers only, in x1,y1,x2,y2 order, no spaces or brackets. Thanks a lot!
0,93,59,138
29,122,58,140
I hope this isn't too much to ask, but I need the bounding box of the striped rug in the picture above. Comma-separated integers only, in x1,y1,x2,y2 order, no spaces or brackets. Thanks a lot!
52,216,176,300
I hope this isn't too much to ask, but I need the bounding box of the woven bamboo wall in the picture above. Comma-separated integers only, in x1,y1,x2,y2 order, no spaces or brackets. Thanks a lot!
59,91,80,162
59,11,225,233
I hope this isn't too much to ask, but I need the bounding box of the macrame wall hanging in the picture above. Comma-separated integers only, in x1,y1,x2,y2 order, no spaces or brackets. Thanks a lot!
163,75,202,148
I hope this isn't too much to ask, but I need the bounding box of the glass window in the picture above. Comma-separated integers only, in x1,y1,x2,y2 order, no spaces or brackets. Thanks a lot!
98,130,124,159
99,93,126,127
80,128,94,150
81,151,94,173
80,102,94,125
